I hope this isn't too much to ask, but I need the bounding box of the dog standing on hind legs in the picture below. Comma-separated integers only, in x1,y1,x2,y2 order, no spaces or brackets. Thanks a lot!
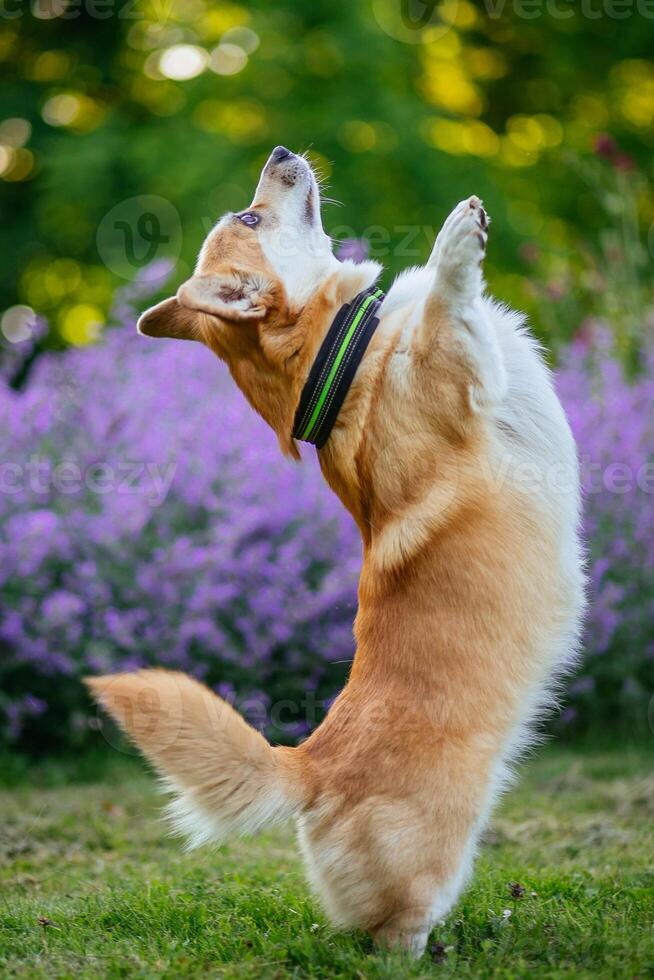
87,146,585,958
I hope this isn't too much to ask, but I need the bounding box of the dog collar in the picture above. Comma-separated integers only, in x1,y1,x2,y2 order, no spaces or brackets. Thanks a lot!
292,284,385,449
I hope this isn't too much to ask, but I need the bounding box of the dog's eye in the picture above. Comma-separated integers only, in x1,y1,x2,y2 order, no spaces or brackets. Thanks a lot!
238,212,260,227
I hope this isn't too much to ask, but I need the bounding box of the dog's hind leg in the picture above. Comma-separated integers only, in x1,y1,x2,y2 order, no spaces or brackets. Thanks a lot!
371,906,433,958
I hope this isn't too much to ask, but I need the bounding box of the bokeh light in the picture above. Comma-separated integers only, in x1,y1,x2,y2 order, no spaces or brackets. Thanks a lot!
1,305,37,343
42,93,80,127
0,118,31,147
1,148,34,181
158,45,208,81
59,304,104,345
209,43,248,76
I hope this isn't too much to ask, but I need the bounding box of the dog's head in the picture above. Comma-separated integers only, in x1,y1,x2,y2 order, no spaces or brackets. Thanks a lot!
138,147,380,455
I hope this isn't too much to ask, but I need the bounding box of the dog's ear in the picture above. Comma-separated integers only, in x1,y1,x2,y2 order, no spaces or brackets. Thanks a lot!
137,297,199,341
177,270,273,323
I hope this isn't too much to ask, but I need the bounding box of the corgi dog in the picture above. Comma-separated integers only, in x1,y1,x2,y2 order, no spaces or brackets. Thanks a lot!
87,146,585,957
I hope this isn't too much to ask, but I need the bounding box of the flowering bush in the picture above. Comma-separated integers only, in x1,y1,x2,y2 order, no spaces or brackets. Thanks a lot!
557,326,654,734
1,277,652,748
0,274,360,749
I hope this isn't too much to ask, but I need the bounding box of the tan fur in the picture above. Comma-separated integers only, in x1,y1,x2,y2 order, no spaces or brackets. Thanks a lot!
87,151,584,958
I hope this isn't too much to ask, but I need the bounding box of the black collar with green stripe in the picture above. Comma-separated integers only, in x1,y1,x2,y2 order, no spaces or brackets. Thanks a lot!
292,284,385,449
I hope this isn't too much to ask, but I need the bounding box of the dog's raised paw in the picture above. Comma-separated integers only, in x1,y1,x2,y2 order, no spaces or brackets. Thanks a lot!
447,197,488,255
430,197,489,304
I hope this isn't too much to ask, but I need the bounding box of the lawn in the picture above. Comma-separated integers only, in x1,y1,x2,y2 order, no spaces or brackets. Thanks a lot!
0,744,652,979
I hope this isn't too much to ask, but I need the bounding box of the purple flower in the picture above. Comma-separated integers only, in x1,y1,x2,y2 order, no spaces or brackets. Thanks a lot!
41,591,86,626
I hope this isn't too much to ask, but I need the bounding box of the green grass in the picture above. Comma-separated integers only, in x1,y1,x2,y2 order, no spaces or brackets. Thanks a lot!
1,745,653,978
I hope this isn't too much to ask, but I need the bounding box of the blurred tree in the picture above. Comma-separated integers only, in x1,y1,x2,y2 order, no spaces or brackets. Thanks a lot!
0,0,653,349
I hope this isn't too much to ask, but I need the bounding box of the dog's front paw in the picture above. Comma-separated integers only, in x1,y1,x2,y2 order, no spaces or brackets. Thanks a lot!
456,195,488,239
438,196,488,265
430,197,489,306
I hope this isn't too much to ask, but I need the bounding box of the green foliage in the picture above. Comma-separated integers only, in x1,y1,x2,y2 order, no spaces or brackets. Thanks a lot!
1,745,653,976
1,1,653,347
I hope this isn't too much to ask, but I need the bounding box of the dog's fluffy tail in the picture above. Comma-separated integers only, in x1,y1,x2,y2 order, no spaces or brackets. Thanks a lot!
85,669,306,848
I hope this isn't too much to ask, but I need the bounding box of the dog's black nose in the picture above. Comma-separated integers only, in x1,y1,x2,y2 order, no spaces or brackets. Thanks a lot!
271,145,292,162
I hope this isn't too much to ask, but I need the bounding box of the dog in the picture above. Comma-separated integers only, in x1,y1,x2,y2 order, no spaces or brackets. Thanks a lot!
87,146,585,957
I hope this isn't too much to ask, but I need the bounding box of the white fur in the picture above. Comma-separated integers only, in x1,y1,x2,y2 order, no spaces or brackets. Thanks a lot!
165,778,293,850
